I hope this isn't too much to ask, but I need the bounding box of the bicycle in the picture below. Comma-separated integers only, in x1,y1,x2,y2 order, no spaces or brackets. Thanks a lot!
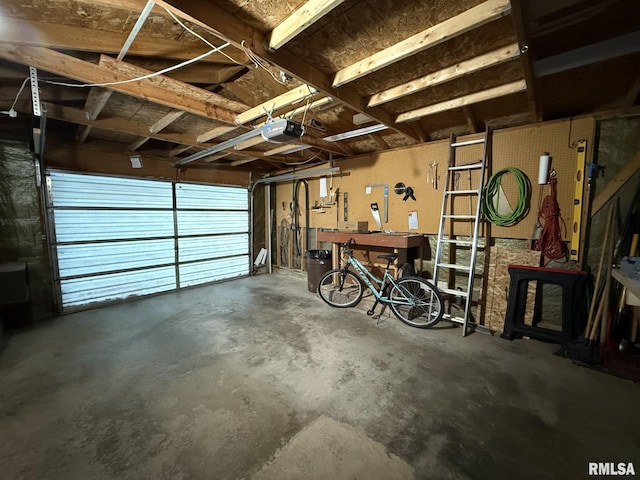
317,238,444,328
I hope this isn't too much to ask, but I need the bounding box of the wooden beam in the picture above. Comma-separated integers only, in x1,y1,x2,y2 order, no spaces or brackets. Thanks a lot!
332,0,512,87
168,145,193,157
234,136,265,151
368,43,520,107
203,152,230,163
256,96,333,126
197,125,238,143
263,143,311,156
125,60,246,84
534,31,640,78
129,137,150,150
370,134,390,149
97,55,248,121
0,17,243,65
76,125,92,144
509,0,541,121
0,45,246,124
268,0,347,51
230,157,259,167
235,84,317,125
396,80,527,122
158,0,420,141
150,110,186,133
591,150,640,216
462,106,482,133
40,103,203,146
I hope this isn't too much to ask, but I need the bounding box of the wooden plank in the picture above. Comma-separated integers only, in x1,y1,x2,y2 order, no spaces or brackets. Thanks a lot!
509,0,542,122
235,84,318,125
0,17,242,64
230,157,259,166
155,0,420,142
98,55,248,117
150,110,186,133
197,125,238,143
534,31,640,78
368,42,520,107
332,0,512,87
268,0,347,51
317,231,425,249
40,103,202,146
590,150,640,216
396,80,527,123
129,137,150,150
0,45,245,124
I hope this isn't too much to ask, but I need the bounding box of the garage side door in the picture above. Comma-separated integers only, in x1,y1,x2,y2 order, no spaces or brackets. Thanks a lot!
49,171,176,310
175,183,249,287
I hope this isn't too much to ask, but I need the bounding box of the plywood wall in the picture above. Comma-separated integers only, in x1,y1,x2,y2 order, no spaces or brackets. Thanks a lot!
275,117,595,242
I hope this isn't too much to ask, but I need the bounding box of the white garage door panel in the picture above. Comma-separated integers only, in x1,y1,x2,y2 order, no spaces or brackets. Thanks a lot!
179,256,249,288
177,211,248,236
50,171,172,208
53,210,175,242
175,183,247,210
56,239,176,277
60,265,177,308
178,234,248,263
49,171,250,311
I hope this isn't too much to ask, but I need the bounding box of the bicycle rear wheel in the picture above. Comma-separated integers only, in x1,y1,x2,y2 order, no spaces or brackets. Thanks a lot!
389,277,444,328
317,269,363,308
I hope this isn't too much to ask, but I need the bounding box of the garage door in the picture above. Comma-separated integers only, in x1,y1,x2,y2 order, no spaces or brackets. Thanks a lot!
47,171,249,311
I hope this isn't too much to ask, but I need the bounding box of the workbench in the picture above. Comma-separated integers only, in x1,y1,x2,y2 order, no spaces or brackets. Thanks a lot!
316,230,427,278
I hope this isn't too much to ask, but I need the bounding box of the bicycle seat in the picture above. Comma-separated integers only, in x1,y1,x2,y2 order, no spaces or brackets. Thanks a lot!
378,254,398,262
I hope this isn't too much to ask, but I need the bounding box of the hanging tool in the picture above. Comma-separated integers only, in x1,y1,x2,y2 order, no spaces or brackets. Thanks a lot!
365,183,388,223
394,182,416,201
533,172,567,261
402,186,416,201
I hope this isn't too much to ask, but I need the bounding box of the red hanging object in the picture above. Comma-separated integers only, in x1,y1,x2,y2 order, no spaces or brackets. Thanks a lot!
534,176,567,260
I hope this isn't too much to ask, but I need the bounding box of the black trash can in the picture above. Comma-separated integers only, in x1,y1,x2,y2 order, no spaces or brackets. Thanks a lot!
305,250,332,293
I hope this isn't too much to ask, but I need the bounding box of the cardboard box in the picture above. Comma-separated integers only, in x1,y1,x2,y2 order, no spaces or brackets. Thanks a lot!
337,221,369,232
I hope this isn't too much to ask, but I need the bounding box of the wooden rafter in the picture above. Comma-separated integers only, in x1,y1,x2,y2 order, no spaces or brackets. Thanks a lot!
150,111,186,133
235,85,318,125
157,0,420,142
396,80,527,123
0,45,248,124
534,31,640,78
197,125,239,143
332,0,512,87
268,0,347,51
0,17,243,65
368,43,520,107
230,157,259,167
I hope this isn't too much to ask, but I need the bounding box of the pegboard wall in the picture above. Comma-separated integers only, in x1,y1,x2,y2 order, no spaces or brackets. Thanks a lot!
275,117,595,242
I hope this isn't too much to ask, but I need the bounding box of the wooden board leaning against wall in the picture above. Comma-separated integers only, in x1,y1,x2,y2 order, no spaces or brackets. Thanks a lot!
275,117,595,246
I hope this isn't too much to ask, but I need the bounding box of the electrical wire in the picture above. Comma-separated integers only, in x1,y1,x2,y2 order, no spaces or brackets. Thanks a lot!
46,45,229,88
1,77,29,116
240,40,287,84
482,167,530,226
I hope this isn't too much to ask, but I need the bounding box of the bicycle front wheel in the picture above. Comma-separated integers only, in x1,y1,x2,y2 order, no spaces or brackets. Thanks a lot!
317,269,363,308
389,277,444,328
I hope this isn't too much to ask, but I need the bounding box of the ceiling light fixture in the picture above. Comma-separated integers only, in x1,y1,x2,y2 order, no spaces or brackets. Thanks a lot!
323,124,388,142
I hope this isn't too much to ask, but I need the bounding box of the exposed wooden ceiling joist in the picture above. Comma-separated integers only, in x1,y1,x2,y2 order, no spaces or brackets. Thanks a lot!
368,42,520,107
197,125,239,143
331,0,512,88
267,0,347,51
396,79,527,123
230,157,259,167
0,17,243,65
157,0,420,142
235,84,318,125
0,45,247,124
533,31,640,77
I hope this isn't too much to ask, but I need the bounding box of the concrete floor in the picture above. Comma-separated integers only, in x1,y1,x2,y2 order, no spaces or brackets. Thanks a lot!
0,271,638,480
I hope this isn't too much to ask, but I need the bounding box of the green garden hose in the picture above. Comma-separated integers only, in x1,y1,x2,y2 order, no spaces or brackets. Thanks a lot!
482,168,530,226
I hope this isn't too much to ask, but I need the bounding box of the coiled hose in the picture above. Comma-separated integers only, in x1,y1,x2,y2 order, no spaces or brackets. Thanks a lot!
482,167,530,226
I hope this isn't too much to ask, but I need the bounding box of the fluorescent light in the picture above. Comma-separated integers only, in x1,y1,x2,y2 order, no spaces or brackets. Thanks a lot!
323,124,388,142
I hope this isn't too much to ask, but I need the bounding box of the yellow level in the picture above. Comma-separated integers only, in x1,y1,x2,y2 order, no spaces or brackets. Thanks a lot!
570,140,587,261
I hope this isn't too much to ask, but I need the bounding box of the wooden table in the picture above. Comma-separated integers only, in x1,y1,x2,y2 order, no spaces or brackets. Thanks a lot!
317,231,427,277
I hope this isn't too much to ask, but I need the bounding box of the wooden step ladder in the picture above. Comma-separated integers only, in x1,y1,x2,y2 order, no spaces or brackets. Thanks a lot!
433,129,492,336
